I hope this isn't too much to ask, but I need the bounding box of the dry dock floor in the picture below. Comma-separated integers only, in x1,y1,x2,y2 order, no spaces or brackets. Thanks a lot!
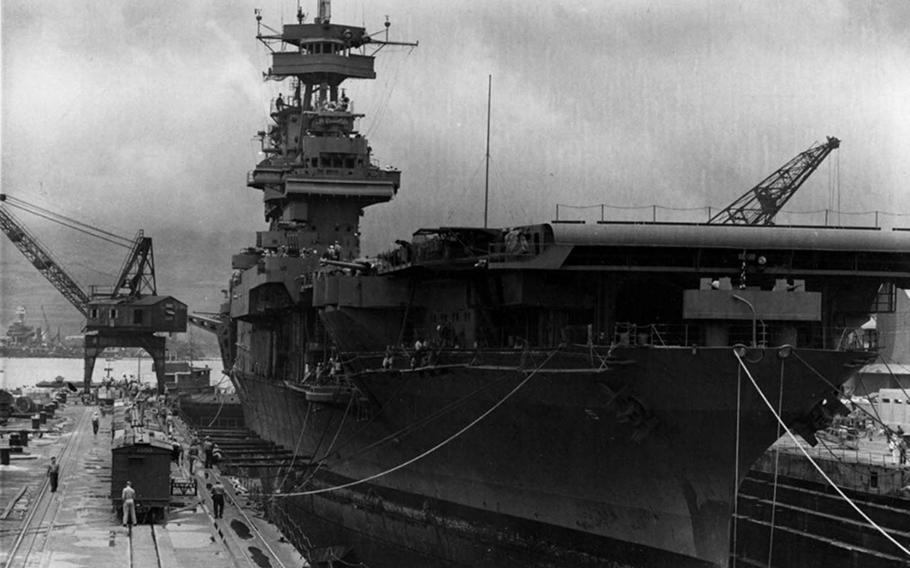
0,402,305,568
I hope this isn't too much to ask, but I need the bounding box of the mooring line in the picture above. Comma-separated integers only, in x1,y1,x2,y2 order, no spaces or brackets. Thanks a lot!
274,347,562,497
733,349,910,558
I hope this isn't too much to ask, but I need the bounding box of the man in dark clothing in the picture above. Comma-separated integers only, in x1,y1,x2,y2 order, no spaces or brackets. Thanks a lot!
170,438,183,465
91,411,100,436
47,456,60,492
203,436,214,469
211,479,226,518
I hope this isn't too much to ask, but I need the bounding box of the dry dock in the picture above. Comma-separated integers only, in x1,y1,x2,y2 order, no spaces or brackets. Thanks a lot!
0,401,305,568
734,430,910,567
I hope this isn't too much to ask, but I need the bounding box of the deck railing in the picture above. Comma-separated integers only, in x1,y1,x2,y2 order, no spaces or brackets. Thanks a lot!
612,321,876,351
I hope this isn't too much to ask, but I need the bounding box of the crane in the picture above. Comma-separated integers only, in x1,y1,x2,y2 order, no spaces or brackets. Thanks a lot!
188,311,235,372
0,193,187,393
0,196,93,314
708,136,841,225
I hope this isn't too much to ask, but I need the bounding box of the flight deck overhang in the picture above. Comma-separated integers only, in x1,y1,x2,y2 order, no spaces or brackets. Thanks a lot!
489,222,910,282
549,222,910,253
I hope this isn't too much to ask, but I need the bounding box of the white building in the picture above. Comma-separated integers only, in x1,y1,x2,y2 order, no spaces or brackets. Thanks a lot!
876,388,910,432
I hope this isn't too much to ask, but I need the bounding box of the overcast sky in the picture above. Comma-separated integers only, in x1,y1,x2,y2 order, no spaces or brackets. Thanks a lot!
3,0,910,324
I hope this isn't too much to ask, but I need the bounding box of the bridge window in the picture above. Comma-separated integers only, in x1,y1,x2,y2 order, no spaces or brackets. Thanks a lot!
90,308,98,319
319,153,356,169
109,309,118,319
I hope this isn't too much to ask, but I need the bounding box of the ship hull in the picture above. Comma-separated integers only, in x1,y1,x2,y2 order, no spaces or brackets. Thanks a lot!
232,345,866,567
176,393,245,429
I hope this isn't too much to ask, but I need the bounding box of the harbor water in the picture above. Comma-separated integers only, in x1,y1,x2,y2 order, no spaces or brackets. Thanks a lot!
0,357,227,391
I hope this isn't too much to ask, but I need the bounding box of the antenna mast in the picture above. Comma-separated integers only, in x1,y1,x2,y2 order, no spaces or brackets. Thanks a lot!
483,75,492,228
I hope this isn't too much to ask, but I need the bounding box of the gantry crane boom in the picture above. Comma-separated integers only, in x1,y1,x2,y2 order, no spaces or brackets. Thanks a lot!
0,197,92,316
112,231,157,297
708,136,841,225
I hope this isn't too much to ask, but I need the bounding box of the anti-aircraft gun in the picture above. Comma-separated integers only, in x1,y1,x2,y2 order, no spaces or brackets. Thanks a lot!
0,194,187,394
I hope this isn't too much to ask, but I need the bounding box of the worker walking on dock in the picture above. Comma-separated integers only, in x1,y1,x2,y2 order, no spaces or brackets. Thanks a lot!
91,410,100,436
122,481,137,527
47,456,60,492
170,437,183,467
187,440,199,474
211,479,225,518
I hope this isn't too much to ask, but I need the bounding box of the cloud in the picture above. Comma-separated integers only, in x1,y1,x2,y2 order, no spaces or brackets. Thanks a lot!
3,0,910,318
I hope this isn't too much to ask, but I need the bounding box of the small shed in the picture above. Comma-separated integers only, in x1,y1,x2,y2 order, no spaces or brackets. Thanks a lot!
877,388,910,431
111,429,172,520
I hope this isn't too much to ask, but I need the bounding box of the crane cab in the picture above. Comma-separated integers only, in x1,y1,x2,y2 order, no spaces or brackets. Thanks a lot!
86,296,187,333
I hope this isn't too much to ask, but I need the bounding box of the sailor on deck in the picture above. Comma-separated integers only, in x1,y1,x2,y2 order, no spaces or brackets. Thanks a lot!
382,346,394,369
412,339,425,369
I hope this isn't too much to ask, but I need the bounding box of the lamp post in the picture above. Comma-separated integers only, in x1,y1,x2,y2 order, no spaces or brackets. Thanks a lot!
732,294,757,347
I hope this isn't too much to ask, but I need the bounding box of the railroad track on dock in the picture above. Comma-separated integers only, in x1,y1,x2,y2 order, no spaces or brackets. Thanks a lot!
185,430,290,568
3,408,91,568
188,468,289,568
122,466,289,568
127,524,166,568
